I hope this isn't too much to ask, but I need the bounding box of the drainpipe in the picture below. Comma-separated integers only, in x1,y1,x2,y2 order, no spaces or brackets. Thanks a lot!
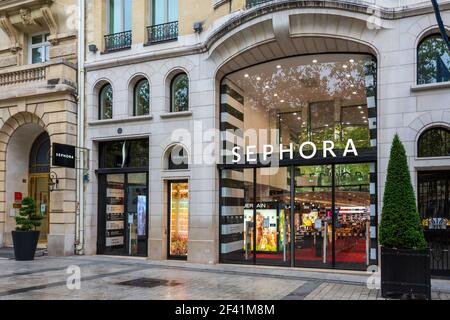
75,0,86,255
431,0,450,51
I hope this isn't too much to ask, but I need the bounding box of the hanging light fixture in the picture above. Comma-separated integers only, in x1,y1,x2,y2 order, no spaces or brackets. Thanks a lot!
48,171,59,192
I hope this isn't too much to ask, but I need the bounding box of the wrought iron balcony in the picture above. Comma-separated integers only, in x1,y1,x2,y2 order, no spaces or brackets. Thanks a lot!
246,0,272,8
104,30,132,52
147,21,178,45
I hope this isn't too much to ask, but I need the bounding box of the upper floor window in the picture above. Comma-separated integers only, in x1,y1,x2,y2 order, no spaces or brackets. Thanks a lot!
29,33,50,64
418,127,450,157
134,79,150,116
152,0,178,25
99,84,113,120
417,34,450,85
109,0,132,33
171,73,189,112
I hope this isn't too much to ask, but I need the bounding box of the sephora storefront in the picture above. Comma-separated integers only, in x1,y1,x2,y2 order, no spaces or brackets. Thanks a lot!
219,53,378,271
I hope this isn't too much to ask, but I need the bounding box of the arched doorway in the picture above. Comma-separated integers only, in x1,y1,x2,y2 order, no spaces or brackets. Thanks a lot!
214,29,379,269
28,132,51,244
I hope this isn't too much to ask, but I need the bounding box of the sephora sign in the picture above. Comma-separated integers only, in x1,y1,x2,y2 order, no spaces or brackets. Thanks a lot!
231,139,358,163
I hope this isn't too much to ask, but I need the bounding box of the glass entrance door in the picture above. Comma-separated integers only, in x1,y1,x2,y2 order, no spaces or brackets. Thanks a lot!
126,173,148,256
99,172,148,256
29,174,50,244
334,163,371,270
293,164,371,270
168,180,189,259
294,165,333,268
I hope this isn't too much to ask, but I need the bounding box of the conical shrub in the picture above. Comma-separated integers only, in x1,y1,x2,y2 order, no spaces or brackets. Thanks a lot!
379,134,426,249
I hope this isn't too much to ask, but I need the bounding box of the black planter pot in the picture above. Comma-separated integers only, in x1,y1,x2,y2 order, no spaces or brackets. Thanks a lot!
11,230,40,261
381,246,431,300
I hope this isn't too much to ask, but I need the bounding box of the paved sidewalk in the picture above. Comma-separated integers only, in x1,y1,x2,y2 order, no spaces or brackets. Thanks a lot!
0,255,448,300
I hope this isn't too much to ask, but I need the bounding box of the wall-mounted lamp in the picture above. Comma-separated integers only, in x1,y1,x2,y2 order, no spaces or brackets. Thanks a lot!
88,44,98,53
193,21,203,34
49,171,59,192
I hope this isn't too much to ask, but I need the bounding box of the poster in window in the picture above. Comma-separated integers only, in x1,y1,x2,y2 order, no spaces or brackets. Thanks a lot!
137,195,146,236
243,209,278,252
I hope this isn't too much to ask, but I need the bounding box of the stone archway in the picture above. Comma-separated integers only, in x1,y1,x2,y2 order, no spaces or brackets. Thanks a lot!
0,112,47,247
0,110,77,256
210,7,381,267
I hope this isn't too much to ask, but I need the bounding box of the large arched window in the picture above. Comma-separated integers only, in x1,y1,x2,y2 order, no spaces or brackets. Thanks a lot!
134,79,150,116
99,84,113,120
170,73,189,112
417,34,450,85
418,127,450,157
29,131,50,174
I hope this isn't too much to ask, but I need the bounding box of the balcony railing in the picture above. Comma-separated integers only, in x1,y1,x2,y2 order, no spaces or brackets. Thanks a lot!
104,30,132,52
0,60,77,98
147,21,178,45
246,0,272,8
0,65,46,86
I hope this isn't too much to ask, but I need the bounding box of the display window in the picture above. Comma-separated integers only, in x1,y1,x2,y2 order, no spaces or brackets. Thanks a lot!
219,53,377,270
243,204,284,253
220,164,374,270
97,139,149,257
168,180,189,259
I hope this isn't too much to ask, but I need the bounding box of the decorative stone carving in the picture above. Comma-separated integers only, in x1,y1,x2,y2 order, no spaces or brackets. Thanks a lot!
41,4,59,45
19,8,36,26
0,14,21,53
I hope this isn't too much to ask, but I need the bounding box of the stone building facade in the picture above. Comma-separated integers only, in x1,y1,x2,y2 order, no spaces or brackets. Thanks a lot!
0,0,78,256
1,0,447,272
82,0,450,272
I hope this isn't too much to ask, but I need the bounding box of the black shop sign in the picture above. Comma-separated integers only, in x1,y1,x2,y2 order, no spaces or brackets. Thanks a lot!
53,143,76,168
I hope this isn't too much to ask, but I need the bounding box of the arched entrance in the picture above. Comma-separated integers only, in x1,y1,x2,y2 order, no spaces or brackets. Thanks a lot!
4,121,49,247
212,10,379,270
28,132,51,244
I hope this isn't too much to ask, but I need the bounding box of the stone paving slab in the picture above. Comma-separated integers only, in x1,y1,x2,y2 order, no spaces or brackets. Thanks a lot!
0,255,448,300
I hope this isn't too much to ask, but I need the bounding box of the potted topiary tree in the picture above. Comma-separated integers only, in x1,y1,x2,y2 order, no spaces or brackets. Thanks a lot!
12,197,43,261
379,134,431,299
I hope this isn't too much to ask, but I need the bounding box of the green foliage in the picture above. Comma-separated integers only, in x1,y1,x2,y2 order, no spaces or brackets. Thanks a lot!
379,135,427,249
15,197,42,232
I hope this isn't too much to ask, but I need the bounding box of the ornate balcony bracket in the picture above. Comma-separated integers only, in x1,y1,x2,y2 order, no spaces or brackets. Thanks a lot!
0,14,21,53
41,4,59,44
